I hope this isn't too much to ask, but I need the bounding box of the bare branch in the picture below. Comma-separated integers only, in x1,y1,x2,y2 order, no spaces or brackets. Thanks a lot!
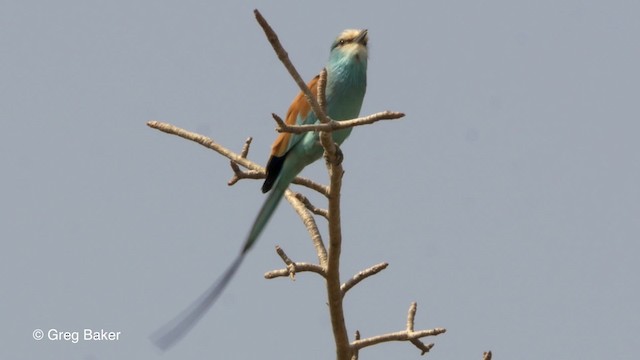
341,262,388,296
276,245,293,267
228,137,258,185
150,11,441,359
407,301,417,332
227,168,263,186
350,302,446,356
264,263,326,279
404,302,437,354
267,245,325,279
284,190,327,266
147,121,328,195
410,339,436,356
147,121,261,171
263,246,326,280
323,125,349,359
352,328,445,355
239,136,252,157
275,110,405,134
271,113,286,129
295,193,329,219
291,177,330,197
317,68,328,119
317,68,339,162
252,15,413,358
254,9,329,125
351,331,361,360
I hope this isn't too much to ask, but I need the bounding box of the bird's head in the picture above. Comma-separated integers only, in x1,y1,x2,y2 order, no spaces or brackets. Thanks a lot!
329,29,369,65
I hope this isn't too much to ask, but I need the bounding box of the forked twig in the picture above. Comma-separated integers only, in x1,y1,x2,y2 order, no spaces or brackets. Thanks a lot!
273,110,404,134
351,302,446,355
264,245,326,279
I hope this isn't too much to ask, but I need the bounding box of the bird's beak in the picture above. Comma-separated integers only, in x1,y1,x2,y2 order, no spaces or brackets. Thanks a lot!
355,29,368,45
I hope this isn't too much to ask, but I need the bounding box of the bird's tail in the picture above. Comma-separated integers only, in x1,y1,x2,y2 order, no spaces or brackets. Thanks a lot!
151,254,244,350
241,178,289,253
151,174,293,350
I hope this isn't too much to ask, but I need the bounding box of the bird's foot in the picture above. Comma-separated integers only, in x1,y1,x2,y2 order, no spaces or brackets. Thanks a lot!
324,143,344,166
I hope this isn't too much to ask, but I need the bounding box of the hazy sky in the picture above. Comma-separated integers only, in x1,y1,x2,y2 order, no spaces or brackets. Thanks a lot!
2,1,639,359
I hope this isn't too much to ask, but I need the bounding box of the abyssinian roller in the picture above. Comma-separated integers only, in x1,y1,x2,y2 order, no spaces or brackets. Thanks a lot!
152,28,369,350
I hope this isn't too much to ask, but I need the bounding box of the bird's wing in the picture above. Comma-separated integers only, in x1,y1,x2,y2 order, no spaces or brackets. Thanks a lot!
269,75,320,157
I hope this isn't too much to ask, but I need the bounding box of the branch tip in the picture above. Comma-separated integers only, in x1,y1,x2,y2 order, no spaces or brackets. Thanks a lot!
341,262,389,296
407,302,418,332
317,68,328,117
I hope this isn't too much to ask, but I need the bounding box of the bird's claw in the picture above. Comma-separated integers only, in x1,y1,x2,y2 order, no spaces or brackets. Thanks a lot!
324,143,344,166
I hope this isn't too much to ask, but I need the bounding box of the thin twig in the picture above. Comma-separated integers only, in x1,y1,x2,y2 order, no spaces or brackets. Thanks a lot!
147,121,328,195
275,110,405,134
228,168,263,185
352,328,445,354
284,190,327,266
295,193,329,219
317,68,328,120
352,331,361,360
265,245,325,279
264,263,326,279
228,137,256,185
341,262,389,297
350,302,446,355
405,302,435,355
254,9,329,125
275,245,293,265
407,301,417,332
147,121,260,171
290,177,330,197
239,137,252,157
316,68,338,161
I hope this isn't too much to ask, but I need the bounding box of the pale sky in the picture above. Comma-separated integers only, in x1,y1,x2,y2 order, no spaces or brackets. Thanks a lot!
2,1,639,359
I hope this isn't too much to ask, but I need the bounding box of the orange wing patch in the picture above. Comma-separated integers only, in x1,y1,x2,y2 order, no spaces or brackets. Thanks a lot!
270,75,320,157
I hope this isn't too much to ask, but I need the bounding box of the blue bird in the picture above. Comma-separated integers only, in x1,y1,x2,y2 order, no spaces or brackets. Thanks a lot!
153,28,369,350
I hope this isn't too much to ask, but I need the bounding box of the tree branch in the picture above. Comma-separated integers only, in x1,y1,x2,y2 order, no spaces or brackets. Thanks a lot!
146,121,328,195
254,9,329,125
313,66,351,359
264,263,326,279
273,110,405,134
351,331,361,360
228,137,256,185
264,246,326,279
341,262,389,297
150,9,450,359
147,121,260,171
351,302,446,355
283,190,327,266
294,192,329,220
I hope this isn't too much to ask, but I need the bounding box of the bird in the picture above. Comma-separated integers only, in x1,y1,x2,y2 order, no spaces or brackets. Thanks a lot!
152,28,369,350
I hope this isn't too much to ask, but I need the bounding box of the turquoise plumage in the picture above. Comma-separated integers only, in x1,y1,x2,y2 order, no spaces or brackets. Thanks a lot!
153,29,369,350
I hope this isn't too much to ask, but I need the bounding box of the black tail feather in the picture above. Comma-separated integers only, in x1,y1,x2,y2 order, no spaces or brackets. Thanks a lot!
261,154,286,193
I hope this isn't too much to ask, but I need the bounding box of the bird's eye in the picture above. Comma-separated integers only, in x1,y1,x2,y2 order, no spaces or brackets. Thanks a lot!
339,39,346,46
